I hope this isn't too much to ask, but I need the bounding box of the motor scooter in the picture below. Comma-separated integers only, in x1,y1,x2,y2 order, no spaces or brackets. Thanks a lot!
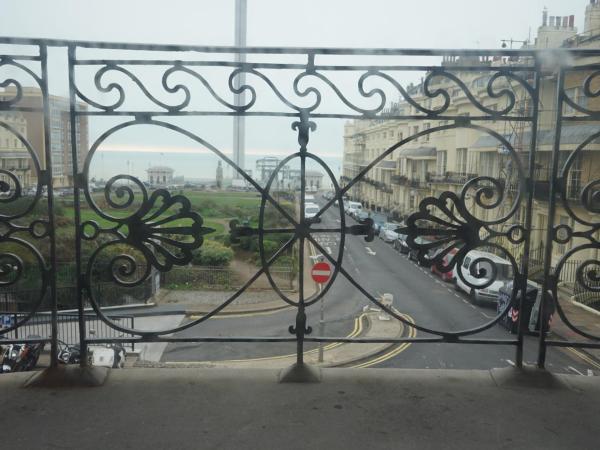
0,335,44,373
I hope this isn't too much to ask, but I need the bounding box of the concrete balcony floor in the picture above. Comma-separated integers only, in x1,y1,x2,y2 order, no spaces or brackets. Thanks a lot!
2,366,599,450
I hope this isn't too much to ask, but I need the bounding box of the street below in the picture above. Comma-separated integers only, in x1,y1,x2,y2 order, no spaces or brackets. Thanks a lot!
155,197,598,375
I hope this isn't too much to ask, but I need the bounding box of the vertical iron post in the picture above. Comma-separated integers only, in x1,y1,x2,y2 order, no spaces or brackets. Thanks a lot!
40,44,59,367
515,60,541,368
537,68,565,368
67,44,88,366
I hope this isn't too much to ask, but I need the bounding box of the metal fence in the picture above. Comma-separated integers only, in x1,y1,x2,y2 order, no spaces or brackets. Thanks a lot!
0,311,135,350
0,36,599,371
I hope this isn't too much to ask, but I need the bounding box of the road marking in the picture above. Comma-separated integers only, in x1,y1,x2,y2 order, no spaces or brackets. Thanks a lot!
588,369,594,377
326,246,332,254
217,313,367,363
365,247,376,256
506,359,515,367
480,312,494,319
350,312,417,368
568,366,584,376
566,347,600,370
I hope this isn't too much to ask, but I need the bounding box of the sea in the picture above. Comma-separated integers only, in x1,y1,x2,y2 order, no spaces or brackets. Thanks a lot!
90,150,343,186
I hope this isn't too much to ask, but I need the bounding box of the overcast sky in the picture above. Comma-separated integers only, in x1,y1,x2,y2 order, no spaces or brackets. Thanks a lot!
0,0,590,48
0,0,593,177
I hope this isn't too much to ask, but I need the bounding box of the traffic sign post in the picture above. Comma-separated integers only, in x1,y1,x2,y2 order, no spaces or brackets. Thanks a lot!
311,262,331,284
311,261,332,364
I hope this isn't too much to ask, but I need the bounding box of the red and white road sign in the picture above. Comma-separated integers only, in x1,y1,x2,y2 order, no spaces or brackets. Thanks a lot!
311,262,332,284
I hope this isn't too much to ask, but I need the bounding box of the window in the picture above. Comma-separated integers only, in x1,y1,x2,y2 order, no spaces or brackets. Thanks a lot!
436,150,447,175
423,123,430,142
456,148,468,175
564,87,588,115
480,152,497,177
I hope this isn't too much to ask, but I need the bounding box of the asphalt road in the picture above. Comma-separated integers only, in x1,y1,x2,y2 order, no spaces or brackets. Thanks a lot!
159,196,597,375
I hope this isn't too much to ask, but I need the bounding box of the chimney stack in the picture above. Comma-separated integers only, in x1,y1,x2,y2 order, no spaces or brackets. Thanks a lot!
542,8,548,26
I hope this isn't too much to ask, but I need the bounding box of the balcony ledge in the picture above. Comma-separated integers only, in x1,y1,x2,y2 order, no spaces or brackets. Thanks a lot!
2,366,599,449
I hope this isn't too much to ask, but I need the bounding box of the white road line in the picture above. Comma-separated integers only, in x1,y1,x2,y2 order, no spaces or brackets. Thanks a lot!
568,366,584,376
480,312,494,319
506,359,515,367
326,246,332,254
469,304,476,309
588,369,594,377
365,247,376,256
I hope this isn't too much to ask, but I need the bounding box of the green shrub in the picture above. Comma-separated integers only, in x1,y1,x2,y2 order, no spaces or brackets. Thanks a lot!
192,240,233,267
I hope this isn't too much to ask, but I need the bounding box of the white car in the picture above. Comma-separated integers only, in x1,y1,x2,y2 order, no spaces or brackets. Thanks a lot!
379,222,401,242
304,202,321,223
346,201,362,217
455,250,513,305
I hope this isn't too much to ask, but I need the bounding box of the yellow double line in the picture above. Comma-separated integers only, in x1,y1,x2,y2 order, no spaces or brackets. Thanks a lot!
566,346,600,371
350,312,417,369
219,312,367,363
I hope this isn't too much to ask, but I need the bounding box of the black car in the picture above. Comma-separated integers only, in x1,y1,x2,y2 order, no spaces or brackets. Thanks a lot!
408,236,434,266
394,233,409,254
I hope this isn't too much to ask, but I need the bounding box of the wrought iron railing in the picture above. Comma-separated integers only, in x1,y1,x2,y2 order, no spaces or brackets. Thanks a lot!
0,37,599,373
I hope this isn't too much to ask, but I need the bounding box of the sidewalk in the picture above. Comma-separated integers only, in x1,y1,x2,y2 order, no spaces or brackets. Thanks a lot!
157,289,293,315
142,309,403,369
550,287,600,362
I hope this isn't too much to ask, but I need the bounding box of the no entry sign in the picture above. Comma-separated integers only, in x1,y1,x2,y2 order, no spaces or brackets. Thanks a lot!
311,262,332,284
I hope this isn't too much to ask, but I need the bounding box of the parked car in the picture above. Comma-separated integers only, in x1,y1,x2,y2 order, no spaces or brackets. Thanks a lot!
369,213,387,235
455,250,513,305
346,201,363,218
355,211,369,222
408,236,435,266
379,222,401,243
394,233,409,254
334,196,348,208
430,246,459,282
304,202,321,223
